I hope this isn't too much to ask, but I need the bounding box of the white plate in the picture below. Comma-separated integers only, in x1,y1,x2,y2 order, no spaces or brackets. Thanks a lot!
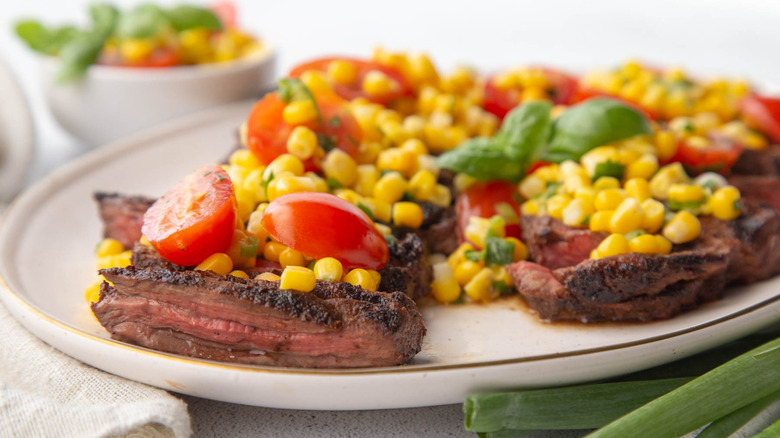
0,58,34,204
1,100,779,410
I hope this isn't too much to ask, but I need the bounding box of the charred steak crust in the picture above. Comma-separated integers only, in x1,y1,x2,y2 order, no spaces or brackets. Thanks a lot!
94,266,425,368
379,233,432,300
392,201,459,255
728,175,780,214
731,145,780,176
94,192,156,249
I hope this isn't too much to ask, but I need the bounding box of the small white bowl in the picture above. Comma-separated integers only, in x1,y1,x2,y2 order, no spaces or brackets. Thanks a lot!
39,46,275,146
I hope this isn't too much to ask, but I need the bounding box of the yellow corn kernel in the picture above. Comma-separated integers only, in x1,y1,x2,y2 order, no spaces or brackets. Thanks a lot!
546,194,572,220
354,164,380,197
505,237,528,262
533,164,561,183
313,257,344,281
229,270,249,279
95,238,124,257
668,184,705,204
400,138,428,156
120,38,154,63
267,175,317,201
85,281,101,303
624,178,652,201
709,186,742,220
376,148,417,177
655,235,673,254
594,188,627,211
589,210,614,233
279,247,306,267
663,211,701,244
655,131,678,161
255,272,281,281
574,187,598,206
563,172,591,194
402,115,426,138
262,241,287,263
431,262,462,303
650,163,689,200
392,202,424,229
246,210,269,243
280,266,316,292
581,147,619,175
229,149,262,170
96,250,132,270
282,100,318,125
521,199,541,215
344,268,378,290
463,268,496,303
641,198,666,233
448,242,475,270
454,260,483,286
265,154,305,178
328,60,358,84
322,149,358,187
518,175,546,199
362,70,397,99
610,197,645,234
625,154,659,180
300,70,334,95
304,171,329,193
195,253,233,276
593,176,622,191
408,170,437,201
363,197,392,223
594,233,630,258
286,126,319,160
562,198,593,227
628,234,660,254
424,183,449,208
374,222,392,236
373,172,409,204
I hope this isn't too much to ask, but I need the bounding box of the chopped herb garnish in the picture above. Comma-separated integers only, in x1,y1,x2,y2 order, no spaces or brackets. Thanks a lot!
215,174,227,182
484,237,514,267
384,234,398,245
580,215,591,226
493,280,512,295
401,191,415,202
538,182,561,200
624,229,646,241
326,177,343,190
593,159,626,181
261,170,275,197
277,78,323,123
667,199,703,212
329,116,342,127
357,202,374,220
307,260,316,270
465,249,485,262
346,135,359,146
317,133,337,151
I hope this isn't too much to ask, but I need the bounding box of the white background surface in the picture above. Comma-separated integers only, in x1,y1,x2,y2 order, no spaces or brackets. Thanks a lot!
1,1,779,436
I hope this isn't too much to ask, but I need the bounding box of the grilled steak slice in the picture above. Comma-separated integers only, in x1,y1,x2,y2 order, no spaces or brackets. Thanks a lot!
392,202,458,255
508,235,730,323
521,215,608,269
378,234,432,300
697,201,780,284
93,266,425,368
94,192,156,248
728,175,780,213
732,145,780,176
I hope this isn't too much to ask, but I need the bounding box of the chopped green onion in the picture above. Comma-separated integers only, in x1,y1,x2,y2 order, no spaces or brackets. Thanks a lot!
464,378,691,433
240,236,260,258
484,237,514,267
696,389,780,438
587,336,780,438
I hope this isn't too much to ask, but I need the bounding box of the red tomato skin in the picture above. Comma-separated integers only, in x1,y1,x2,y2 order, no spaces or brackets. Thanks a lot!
455,181,522,243
99,47,180,68
669,136,743,175
289,56,410,104
211,1,237,28
483,68,578,119
261,192,389,270
142,165,237,266
246,92,362,169
739,94,780,144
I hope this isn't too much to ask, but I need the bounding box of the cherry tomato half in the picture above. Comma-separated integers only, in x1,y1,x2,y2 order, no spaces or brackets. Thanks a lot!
455,180,522,243
99,47,180,68
261,192,389,270
142,165,237,266
289,57,410,105
246,91,362,170
483,68,578,119
739,94,780,144
669,135,743,175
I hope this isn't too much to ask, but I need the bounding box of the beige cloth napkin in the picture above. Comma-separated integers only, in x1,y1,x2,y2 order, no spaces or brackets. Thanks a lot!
0,302,191,438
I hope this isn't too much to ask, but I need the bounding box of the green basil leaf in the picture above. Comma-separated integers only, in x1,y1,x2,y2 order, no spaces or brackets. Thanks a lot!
89,3,119,38
484,237,514,267
542,98,652,163
166,5,222,32
496,100,553,165
464,249,486,262
435,137,526,182
593,159,626,180
15,20,79,55
56,32,106,83
116,4,168,39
